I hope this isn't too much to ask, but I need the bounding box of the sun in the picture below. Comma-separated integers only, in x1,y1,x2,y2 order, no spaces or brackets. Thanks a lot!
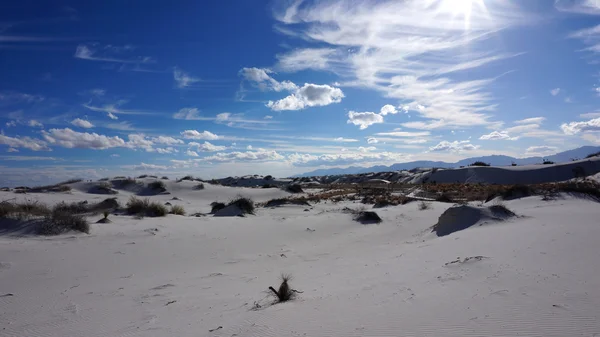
439,0,486,30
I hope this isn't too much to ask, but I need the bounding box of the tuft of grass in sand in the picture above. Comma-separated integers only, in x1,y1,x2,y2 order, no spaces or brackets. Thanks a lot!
210,202,226,213
418,201,431,210
170,204,186,215
126,196,168,217
269,274,296,303
38,207,90,235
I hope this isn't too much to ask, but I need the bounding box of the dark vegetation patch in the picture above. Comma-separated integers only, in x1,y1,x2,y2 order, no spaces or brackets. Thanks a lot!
264,198,311,208
28,179,81,193
586,151,600,159
161,176,169,180
285,184,304,193
194,183,205,190
469,161,490,167
88,182,118,195
268,274,298,303
210,202,226,213
177,175,202,183
126,196,168,217
228,197,255,214
38,208,89,235
147,180,167,193
354,210,382,224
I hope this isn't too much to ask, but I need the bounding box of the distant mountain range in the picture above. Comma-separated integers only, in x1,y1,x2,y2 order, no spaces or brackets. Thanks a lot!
295,146,600,177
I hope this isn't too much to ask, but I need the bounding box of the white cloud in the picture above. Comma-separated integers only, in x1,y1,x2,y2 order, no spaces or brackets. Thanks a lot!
126,134,154,151
429,140,479,152
561,117,600,135
202,149,285,162
525,146,559,156
173,107,209,120
479,131,518,140
74,43,153,64
379,104,398,116
347,111,384,130
333,137,359,143
0,134,49,151
264,115,273,119
288,151,406,167
275,48,337,72
214,112,283,130
173,67,200,89
152,136,183,145
375,130,431,137
189,141,227,152
186,150,199,157
358,146,377,152
367,137,379,144
128,162,169,171
180,130,220,140
550,88,561,96
107,112,118,120
273,0,526,130
42,128,126,150
28,120,43,128
7,147,19,152
568,22,600,54
514,117,546,125
5,121,16,127
155,147,178,154
556,0,600,14
71,118,94,128
580,112,600,118
110,154,120,158
266,83,344,111
239,67,297,92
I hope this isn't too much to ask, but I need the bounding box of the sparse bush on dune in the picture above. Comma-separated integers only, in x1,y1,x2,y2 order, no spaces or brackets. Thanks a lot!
228,197,255,214
435,193,454,203
194,183,205,190
586,151,600,159
286,184,304,193
38,207,90,235
137,174,149,179
170,204,186,215
126,196,168,217
418,201,430,210
268,274,297,303
542,160,555,165
470,161,490,167
210,202,226,213
161,176,169,180
148,180,166,192
54,201,88,214
354,210,382,224
177,175,201,183
112,177,140,189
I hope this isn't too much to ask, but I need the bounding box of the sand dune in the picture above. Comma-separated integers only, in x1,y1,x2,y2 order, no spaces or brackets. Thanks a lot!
1,175,600,336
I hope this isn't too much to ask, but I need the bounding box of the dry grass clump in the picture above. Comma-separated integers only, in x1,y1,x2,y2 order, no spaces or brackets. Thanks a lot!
194,183,205,190
0,200,51,219
354,210,382,224
126,196,168,217
228,197,255,214
418,201,431,210
177,175,202,183
170,204,186,215
161,176,169,180
210,202,226,213
285,184,304,193
54,201,88,214
38,207,90,235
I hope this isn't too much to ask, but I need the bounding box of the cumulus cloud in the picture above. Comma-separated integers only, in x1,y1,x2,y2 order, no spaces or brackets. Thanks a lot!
561,117,600,135
7,148,19,152
186,150,199,157
239,67,297,92
288,152,406,167
5,121,17,128
347,111,384,130
71,118,94,128
479,131,518,140
379,104,398,116
42,128,126,150
375,130,430,137
28,120,43,128
201,149,285,162
550,88,561,96
367,137,379,144
275,48,337,72
173,67,200,88
128,162,169,170
0,134,49,151
126,134,154,151
152,136,183,145
526,146,559,156
266,83,344,111
189,141,227,152
180,130,220,140
429,140,479,152
155,147,178,154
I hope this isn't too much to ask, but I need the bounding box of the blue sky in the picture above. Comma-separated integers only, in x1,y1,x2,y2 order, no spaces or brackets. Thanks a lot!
1,0,600,185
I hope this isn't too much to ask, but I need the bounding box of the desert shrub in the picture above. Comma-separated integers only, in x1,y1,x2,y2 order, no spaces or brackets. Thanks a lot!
149,175,157,178
92,197,120,212
59,178,83,185
112,177,139,189
501,184,534,200
148,180,166,192
0,202,15,218
262,184,277,188
264,175,273,180
98,177,109,181
286,184,304,193
170,204,186,215
470,161,490,167
194,183,205,190
126,197,167,217
354,211,382,224
268,274,296,303
114,176,126,179
542,160,555,165
177,175,200,183
586,151,600,159
54,201,88,214
137,174,149,178
511,162,517,166
228,197,255,214
418,201,430,210
161,176,169,180
210,202,226,213
38,209,89,235
435,193,454,203
558,182,600,201
1,200,51,219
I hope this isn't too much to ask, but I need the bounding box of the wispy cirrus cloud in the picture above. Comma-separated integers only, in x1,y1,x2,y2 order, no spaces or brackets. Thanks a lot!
274,0,528,130
75,43,155,64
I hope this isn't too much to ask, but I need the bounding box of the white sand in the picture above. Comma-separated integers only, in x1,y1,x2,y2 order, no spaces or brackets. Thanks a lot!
1,179,600,336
